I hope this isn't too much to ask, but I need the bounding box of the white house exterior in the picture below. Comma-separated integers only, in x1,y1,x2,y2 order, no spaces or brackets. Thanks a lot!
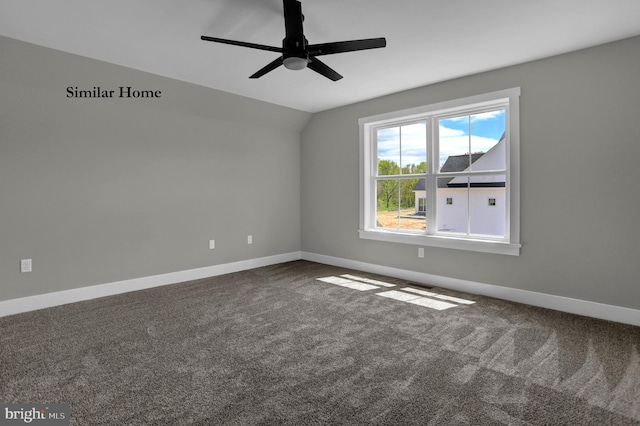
414,136,506,237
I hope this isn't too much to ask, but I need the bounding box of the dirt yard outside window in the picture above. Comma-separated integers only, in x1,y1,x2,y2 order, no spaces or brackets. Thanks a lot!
376,208,426,230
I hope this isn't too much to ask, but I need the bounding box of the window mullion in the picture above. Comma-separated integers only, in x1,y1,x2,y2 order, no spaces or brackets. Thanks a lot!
466,178,471,236
426,117,436,235
396,180,402,229
367,126,377,230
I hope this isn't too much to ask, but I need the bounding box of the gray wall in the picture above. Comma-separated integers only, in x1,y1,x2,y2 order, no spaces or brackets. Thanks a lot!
301,36,640,310
3,34,640,312
0,36,311,301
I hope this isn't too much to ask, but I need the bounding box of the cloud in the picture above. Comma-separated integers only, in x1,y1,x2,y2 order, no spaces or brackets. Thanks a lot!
377,116,503,171
438,134,500,166
439,126,466,137
377,122,427,168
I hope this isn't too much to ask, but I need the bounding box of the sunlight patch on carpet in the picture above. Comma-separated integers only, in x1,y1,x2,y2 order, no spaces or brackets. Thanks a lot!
376,290,422,302
406,297,458,310
317,276,380,291
377,290,457,310
403,287,476,305
316,276,473,311
340,274,396,287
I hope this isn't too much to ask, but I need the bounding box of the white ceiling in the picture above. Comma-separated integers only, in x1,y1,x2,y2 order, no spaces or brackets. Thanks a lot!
2,0,640,113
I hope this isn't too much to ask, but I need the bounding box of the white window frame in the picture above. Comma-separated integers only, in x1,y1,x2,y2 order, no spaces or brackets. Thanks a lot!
358,88,521,256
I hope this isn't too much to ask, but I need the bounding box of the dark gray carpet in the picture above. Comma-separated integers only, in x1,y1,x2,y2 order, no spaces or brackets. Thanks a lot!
1,260,639,425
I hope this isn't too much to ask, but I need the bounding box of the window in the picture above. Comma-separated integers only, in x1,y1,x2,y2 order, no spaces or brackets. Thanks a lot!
359,88,521,256
417,197,427,213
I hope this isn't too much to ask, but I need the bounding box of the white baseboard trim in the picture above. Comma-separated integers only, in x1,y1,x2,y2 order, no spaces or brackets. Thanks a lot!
3,251,638,327
0,251,302,318
301,252,640,327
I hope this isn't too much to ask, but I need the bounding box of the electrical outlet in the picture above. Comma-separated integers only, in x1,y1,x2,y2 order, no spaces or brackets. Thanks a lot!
418,248,424,258
20,259,32,273
209,239,215,249
247,235,253,244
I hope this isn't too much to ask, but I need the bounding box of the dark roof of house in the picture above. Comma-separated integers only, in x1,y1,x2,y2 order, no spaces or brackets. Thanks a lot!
413,152,505,190
413,179,426,191
441,153,484,173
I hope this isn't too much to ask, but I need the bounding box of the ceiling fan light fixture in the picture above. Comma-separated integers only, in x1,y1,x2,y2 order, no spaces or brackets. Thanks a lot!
283,56,308,70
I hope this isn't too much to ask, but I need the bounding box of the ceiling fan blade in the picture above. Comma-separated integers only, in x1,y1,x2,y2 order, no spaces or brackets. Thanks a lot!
201,36,282,53
307,57,343,81
283,0,304,41
249,57,284,79
308,38,386,56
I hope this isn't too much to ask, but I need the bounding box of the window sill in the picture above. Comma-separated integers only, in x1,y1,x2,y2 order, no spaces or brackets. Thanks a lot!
358,229,521,256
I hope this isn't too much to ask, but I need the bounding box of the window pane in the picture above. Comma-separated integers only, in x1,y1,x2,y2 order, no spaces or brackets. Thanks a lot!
376,178,426,231
400,122,427,174
470,109,506,171
398,178,425,231
437,176,468,234
469,174,506,237
377,127,400,176
376,179,399,228
438,116,471,172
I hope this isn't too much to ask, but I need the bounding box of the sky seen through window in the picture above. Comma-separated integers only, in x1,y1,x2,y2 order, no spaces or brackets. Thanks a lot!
377,109,505,169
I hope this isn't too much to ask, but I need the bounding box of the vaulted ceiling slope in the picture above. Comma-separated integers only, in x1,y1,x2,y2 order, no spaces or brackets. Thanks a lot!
1,0,640,113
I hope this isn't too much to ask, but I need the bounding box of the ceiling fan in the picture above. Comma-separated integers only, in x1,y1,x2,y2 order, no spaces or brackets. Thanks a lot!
201,0,386,81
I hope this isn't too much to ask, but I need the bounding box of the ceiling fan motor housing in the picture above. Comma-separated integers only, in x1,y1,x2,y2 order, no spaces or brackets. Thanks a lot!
283,36,309,70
